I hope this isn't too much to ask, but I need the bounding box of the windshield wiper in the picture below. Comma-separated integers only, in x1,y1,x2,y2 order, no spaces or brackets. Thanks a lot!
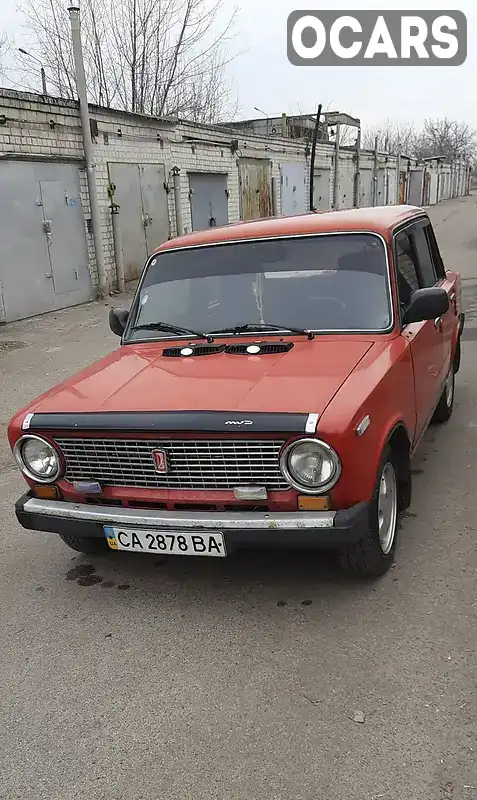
207,323,315,340
131,321,213,342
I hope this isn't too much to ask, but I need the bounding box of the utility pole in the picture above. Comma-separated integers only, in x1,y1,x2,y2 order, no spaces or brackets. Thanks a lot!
372,135,379,206
18,48,47,95
308,103,322,211
68,4,108,299
354,126,361,208
333,123,341,210
396,154,401,204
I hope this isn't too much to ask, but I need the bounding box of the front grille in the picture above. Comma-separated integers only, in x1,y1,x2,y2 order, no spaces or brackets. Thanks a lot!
54,437,289,491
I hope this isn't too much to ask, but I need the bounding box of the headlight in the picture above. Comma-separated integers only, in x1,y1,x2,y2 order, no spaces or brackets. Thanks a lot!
13,435,61,483
280,438,341,494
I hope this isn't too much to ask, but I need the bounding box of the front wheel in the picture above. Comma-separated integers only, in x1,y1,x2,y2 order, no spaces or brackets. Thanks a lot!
432,366,455,424
338,446,399,578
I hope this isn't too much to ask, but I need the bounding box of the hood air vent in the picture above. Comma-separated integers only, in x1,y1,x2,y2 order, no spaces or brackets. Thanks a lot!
162,344,226,357
225,342,294,355
162,341,295,357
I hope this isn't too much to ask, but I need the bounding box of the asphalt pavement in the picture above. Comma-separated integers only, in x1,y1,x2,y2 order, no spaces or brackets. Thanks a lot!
1,196,476,800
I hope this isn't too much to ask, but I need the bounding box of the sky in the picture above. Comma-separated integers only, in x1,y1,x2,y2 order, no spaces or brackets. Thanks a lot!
2,0,477,133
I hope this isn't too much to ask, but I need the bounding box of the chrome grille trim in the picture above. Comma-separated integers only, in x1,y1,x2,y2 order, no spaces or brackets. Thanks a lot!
54,437,290,491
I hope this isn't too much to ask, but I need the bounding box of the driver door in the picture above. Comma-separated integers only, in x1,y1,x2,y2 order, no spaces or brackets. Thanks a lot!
394,226,443,443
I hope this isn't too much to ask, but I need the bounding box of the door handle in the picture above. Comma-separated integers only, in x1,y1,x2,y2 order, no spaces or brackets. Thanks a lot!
434,317,443,331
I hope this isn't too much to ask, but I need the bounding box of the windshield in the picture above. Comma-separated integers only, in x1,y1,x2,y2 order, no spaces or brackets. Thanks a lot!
125,233,392,341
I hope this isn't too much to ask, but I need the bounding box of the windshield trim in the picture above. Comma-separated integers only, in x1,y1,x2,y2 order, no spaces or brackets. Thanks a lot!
122,231,394,343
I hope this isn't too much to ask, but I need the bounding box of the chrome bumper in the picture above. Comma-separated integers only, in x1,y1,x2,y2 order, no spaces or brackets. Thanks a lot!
15,494,369,549
19,497,336,530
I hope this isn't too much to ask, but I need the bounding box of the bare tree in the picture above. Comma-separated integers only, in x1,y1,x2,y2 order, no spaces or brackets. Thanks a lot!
0,32,12,82
416,117,477,163
14,0,239,122
361,117,477,166
362,119,419,154
333,125,358,147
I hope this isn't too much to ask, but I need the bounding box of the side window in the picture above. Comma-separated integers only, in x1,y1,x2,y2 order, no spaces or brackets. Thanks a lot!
424,223,446,281
412,225,438,288
394,230,419,308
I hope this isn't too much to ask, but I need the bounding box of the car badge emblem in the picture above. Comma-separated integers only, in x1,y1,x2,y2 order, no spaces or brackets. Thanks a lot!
152,449,168,473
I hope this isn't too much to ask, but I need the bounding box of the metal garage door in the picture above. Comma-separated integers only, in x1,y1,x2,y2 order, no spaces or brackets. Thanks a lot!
338,158,355,209
429,171,439,205
360,169,374,207
376,168,387,206
279,163,307,215
238,158,272,220
0,161,93,323
408,170,424,206
108,163,169,282
188,173,229,230
399,171,408,204
387,169,397,205
312,169,331,210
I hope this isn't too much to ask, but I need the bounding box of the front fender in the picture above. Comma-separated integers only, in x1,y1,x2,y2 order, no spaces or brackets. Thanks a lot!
317,338,416,509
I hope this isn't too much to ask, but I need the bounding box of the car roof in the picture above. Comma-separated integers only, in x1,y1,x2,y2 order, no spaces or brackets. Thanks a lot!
155,205,426,253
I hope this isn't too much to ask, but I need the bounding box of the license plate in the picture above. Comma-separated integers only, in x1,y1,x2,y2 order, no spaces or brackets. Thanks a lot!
104,526,226,557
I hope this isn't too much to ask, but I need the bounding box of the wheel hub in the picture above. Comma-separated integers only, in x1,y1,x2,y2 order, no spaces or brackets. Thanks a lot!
378,462,398,556
445,369,454,408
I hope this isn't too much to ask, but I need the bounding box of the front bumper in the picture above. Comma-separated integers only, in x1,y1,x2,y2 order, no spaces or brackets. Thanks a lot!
15,493,369,551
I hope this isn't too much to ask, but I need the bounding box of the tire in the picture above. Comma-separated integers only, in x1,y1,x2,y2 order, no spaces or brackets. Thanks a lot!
338,446,400,579
454,338,461,374
432,365,455,424
58,533,110,555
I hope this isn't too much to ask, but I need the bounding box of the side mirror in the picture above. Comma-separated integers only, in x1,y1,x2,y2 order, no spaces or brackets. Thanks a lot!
403,288,449,325
109,308,129,337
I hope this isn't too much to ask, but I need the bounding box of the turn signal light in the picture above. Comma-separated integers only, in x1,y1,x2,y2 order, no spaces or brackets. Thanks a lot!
298,495,330,511
32,485,61,500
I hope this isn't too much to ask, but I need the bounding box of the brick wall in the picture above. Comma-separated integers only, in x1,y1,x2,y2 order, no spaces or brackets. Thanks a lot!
0,88,470,294
0,90,338,289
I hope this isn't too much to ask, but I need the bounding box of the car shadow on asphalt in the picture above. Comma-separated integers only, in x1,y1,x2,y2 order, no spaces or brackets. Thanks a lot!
64,545,385,611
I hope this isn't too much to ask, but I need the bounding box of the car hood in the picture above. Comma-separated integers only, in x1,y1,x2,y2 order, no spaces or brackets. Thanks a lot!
20,338,375,418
